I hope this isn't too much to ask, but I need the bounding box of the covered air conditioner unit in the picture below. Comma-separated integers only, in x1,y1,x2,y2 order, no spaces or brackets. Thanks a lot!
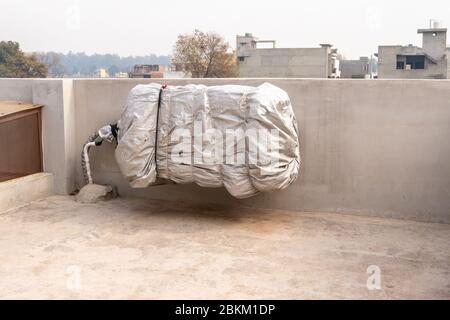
81,83,300,199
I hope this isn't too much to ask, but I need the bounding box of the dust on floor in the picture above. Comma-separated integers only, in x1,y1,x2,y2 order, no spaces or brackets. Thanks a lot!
0,195,449,299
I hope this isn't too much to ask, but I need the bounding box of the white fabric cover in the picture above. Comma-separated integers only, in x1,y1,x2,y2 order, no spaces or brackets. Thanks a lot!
115,83,300,199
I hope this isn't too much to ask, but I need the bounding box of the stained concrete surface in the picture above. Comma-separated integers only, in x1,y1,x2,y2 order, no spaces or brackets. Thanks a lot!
0,195,449,299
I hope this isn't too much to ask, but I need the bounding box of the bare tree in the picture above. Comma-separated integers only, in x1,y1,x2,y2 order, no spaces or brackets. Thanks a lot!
35,52,66,77
172,30,237,78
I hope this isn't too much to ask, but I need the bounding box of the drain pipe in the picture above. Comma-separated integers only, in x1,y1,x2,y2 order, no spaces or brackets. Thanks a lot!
81,124,117,185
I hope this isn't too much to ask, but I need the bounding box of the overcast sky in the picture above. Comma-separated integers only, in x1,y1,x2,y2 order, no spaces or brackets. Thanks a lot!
1,0,449,59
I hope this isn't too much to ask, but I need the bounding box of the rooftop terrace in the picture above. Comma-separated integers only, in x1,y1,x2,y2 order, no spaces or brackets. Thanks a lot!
1,195,449,299
0,78,449,299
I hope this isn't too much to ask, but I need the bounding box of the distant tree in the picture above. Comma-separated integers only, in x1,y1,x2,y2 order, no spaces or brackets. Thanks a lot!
0,41,48,78
35,52,66,77
41,52,170,77
13,50,171,78
172,30,237,78
108,65,119,76
88,64,98,75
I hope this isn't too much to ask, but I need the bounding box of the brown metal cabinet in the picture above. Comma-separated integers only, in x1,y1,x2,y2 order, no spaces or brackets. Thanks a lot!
0,101,43,182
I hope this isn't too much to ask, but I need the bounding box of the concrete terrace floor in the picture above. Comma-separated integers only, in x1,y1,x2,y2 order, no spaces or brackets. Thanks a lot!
0,195,449,299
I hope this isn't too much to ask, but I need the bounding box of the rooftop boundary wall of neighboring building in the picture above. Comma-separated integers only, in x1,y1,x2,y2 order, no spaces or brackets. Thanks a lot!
1,78,450,223
238,48,330,78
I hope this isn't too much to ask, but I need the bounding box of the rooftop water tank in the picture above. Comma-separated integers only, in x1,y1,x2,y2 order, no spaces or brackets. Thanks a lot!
430,19,443,29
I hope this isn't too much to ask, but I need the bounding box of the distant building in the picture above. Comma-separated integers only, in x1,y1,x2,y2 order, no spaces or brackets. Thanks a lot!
236,33,340,78
113,72,129,78
378,20,449,79
94,68,109,78
129,64,168,78
163,71,190,78
340,57,377,79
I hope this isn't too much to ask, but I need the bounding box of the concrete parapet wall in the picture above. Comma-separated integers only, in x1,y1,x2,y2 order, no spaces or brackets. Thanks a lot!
1,78,450,223
0,79,75,194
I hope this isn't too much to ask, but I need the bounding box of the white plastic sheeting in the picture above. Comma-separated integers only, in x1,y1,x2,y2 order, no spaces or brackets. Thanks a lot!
115,83,300,199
